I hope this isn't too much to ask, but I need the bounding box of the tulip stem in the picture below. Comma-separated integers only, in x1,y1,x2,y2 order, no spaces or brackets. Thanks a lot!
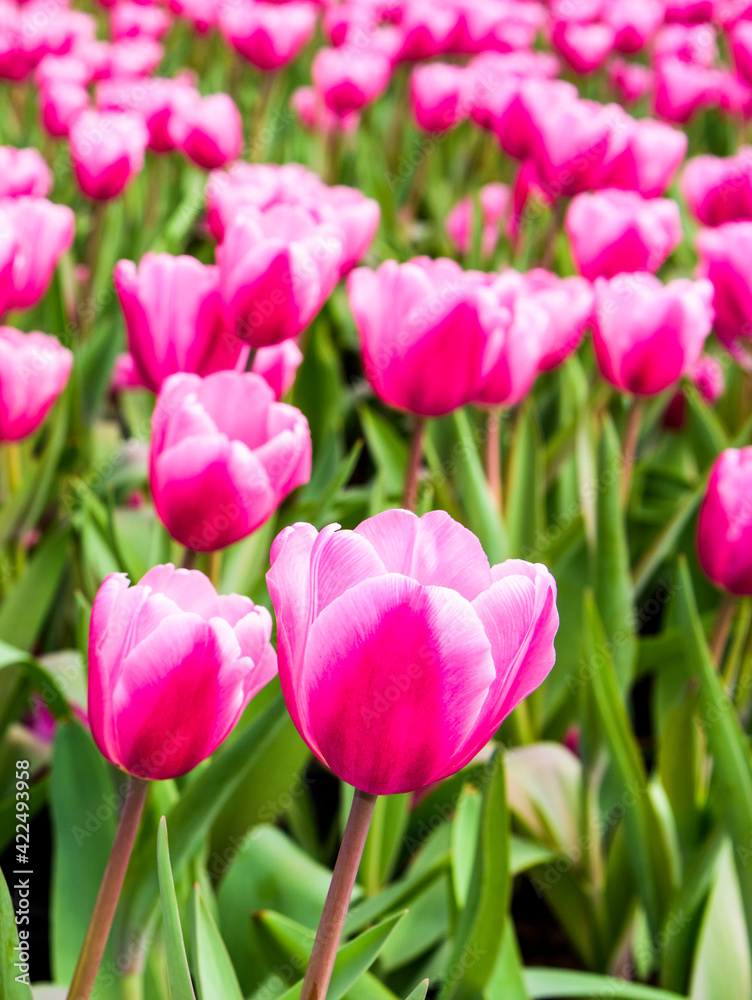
403,417,426,512
245,346,258,373
182,548,198,570
5,443,22,495
207,549,222,589
66,775,148,1000
486,408,503,511
621,398,644,508
300,789,377,1000
711,592,739,668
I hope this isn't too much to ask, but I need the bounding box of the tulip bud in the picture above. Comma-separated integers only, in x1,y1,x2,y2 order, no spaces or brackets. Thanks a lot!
698,448,752,595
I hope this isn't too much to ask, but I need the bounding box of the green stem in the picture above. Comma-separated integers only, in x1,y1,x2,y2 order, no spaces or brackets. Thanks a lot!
300,789,377,1000
66,776,149,1000
710,592,739,669
486,408,503,512
402,417,426,512
621,397,644,508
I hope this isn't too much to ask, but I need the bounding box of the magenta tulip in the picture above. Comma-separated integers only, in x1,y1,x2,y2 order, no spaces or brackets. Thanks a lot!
609,59,655,105
524,269,594,371
593,273,714,395
396,0,459,61
97,73,196,153
0,196,74,313
682,150,752,226
169,0,216,33
110,1,172,41
528,98,616,200
88,564,277,779
0,327,73,441
220,1,317,71
150,370,311,551
252,340,304,400
312,46,392,116
170,91,242,170
267,509,558,795
566,190,683,281
664,353,725,428
551,20,615,75
697,448,752,595
217,205,344,347
603,0,663,53
70,109,148,200
733,20,752,86
446,183,510,259
598,116,688,198
291,85,360,136
40,80,90,138
410,63,468,133
114,252,242,392
696,221,752,347
0,147,52,198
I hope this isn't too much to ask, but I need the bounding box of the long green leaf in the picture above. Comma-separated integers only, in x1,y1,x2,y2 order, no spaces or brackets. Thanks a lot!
189,884,243,1000
0,865,33,1000
157,817,196,1000
524,968,685,999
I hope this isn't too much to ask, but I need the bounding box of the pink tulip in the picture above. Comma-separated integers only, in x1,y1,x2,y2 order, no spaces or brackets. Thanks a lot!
603,0,663,53
396,0,459,61
528,98,617,200
314,186,380,275
598,116,687,197
169,91,242,170
653,56,715,123
664,352,725,427
97,73,196,153
609,58,655,104
0,327,72,441
654,23,718,67
446,183,510,259
88,564,277,779
524,270,595,371
40,80,90,138
220,1,317,71
111,352,149,395
551,20,616,75
217,205,344,347
697,448,752,594
410,62,468,133
452,0,542,55
0,147,52,198
150,371,311,551
312,46,392,116
566,189,683,281
35,53,93,89
0,197,74,313
593,273,714,394
114,253,242,392
110,0,172,40
251,339,304,399
102,37,164,78
664,0,714,21
291,86,360,135
682,149,752,226
0,207,16,317
70,109,148,200
347,257,504,417
266,509,558,795
478,77,578,162
169,0,217,33
696,221,752,346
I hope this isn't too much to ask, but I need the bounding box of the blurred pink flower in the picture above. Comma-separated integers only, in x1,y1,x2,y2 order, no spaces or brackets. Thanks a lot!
0,327,73,441
69,109,149,200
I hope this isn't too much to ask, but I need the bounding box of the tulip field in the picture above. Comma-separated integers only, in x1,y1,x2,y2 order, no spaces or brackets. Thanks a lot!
7,0,752,999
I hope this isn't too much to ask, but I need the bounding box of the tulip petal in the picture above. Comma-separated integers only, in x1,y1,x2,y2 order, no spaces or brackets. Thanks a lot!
140,564,220,618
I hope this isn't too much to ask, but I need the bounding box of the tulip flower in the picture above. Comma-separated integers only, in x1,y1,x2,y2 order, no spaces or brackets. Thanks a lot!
410,63,468,133
664,353,725,428
110,1,172,41
0,327,73,441
347,257,506,418
653,56,715,123
528,98,616,200
446,183,511,259
697,448,752,595
69,109,149,200
682,150,752,226
566,190,683,281
267,509,559,796
315,186,381,276
97,73,197,153
169,0,217,34
551,20,615,75
0,146,52,198
733,20,752,86
592,273,714,395
603,0,663,53
114,253,242,392
598,116,688,198
397,0,459,61
291,86,360,136
0,197,75,313
217,205,344,347
252,340,304,399
103,37,164,78
312,46,392,116
609,59,655,105
220,1,317,71
150,370,312,551
696,222,752,347
170,91,243,170
524,269,594,371
40,80,90,138
664,0,714,22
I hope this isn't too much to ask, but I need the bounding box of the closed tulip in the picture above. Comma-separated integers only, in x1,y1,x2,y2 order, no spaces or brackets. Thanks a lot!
69,109,148,200
682,150,752,226
598,116,687,198
696,221,752,347
251,340,304,399
267,509,558,795
697,448,752,595
0,146,52,198
0,327,73,441
170,91,243,170
217,205,344,347
524,269,594,371
410,62,468,133
312,46,392,116
114,252,241,392
88,564,277,779
603,0,663,54
220,1,317,72
40,80,90,138
150,370,311,551
528,98,616,200
551,20,616,75
0,196,75,313
593,273,714,395
566,190,683,281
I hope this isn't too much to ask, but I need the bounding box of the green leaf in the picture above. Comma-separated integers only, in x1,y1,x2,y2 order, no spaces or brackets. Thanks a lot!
358,405,409,498
0,526,70,650
0,865,32,999
675,557,752,954
486,920,529,1000
157,817,196,1000
403,982,429,1000
689,840,752,1000
594,416,636,690
506,400,545,560
524,968,685,999
438,750,509,1000
123,692,289,932
49,720,118,990
447,409,506,564
360,793,411,895
189,884,243,1000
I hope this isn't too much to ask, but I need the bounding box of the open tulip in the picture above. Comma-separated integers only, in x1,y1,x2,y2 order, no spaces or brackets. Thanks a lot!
217,204,344,347
114,252,241,391
566,190,683,280
0,146,52,197
69,109,149,200
267,509,559,795
88,564,277,779
593,273,714,395
696,221,752,347
697,448,752,595
150,370,311,551
0,327,73,441
0,196,75,313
